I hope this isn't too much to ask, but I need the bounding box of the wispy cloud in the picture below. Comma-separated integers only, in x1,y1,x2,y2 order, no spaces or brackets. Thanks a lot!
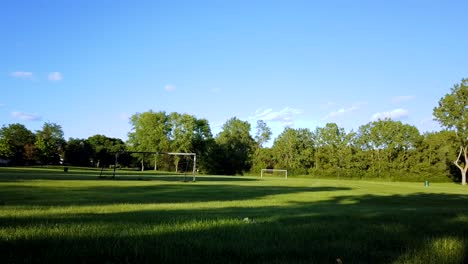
164,84,176,92
48,72,63,81
11,71,33,79
391,95,415,104
324,102,366,119
250,107,303,126
11,111,42,121
324,106,359,119
371,108,409,121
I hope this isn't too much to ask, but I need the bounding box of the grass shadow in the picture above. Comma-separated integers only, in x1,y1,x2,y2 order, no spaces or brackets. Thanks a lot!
1,192,468,263
0,167,260,183
0,183,350,206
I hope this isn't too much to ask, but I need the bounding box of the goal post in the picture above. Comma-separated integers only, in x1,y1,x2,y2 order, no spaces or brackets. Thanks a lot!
261,169,288,179
112,151,197,181
166,152,197,176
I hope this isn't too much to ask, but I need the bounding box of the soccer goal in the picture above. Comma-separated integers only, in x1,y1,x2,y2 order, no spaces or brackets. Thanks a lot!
110,151,197,181
261,169,288,179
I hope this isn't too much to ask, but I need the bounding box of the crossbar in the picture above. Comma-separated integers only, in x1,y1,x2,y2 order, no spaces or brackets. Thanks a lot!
112,151,197,181
261,169,288,179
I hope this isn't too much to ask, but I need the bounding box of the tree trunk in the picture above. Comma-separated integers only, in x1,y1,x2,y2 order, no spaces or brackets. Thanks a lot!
154,156,157,171
377,150,381,177
454,146,467,185
174,156,180,173
141,160,145,172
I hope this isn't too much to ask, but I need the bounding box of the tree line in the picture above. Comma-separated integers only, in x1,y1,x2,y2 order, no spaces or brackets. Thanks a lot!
0,122,128,168
0,79,466,183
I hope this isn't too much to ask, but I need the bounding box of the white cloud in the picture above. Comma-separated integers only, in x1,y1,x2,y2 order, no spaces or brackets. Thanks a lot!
48,72,63,81
391,95,415,104
164,84,176,92
324,106,359,119
323,102,366,119
250,107,303,126
11,111,42,121
11,71,33,79
371,108,409,121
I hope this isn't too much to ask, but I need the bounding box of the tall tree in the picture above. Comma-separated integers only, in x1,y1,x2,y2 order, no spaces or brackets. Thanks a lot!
255,120,272,148
251,147,276,173
411,131,458,180
64,138,94,166
87,135,127,168
169,113,197,172
357,119,420,177
433,78,468,185
215,117,256,175
272,128,314,175
127,111,170,171
315,123,353,177
35,123,65,164
188,117,213,173
0,123,35,165
251,120,273,173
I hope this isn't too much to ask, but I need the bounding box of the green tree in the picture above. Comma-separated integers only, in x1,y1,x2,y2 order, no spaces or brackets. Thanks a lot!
35,123,65,164
251,120,273,174
357,119,420,178
433,78,468,185
215,117,256,175
272,128,314,175
314,123,353,177
64,138,94,166
189,118,213,173
87,135,127,168
251,147,276,173
255,120,272,148
169,113,197,172
411,131,459,181
127,111,171,171
0,123,35,165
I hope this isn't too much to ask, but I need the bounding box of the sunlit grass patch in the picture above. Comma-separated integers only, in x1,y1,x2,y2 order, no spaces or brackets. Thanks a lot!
395,236,465,264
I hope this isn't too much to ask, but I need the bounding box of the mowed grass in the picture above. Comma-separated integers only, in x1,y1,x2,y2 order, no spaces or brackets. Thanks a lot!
0,167,467,263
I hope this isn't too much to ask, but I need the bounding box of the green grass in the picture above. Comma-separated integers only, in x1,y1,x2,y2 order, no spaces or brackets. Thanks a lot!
0,167,467,263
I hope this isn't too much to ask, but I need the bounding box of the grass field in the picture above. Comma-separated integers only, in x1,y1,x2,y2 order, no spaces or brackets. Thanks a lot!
1,167,467,263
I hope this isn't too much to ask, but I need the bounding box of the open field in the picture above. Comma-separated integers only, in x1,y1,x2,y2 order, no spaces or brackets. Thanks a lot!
0,167,467,263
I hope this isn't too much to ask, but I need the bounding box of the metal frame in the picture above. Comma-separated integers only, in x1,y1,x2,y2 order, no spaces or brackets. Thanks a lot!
113,151,197,181
260,169,288,179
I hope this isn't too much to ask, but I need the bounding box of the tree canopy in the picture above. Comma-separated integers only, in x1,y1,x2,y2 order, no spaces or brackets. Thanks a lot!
127,111,212,172
0,124,35,165
35,123,65,165
433,78,468,184
214,117,256,175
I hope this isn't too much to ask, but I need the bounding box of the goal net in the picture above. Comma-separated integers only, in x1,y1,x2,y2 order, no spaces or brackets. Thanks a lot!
261,169,288,179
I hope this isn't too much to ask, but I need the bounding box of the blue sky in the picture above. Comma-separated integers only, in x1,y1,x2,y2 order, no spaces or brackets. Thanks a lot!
2,0,467,145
